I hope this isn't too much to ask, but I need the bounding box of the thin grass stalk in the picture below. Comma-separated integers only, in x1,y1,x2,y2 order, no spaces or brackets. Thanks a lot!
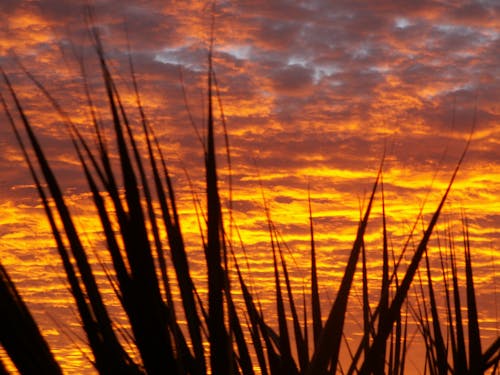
489,360,499,374
341,332,356,369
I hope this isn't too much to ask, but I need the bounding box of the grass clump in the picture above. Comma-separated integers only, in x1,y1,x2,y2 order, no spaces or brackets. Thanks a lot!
0,26,498,375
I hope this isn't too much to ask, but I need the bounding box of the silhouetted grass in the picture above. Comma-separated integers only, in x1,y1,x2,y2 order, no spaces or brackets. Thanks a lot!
0,27,498,375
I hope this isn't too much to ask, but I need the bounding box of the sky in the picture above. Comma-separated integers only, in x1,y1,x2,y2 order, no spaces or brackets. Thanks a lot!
0,0,499,373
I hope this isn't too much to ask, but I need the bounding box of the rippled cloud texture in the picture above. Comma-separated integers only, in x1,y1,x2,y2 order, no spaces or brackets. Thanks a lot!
1,0,499,373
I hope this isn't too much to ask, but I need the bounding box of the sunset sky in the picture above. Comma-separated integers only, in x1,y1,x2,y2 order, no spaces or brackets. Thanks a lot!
0,1,499,373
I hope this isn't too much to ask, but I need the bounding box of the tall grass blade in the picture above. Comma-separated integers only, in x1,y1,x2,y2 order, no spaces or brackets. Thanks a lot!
307,163,382,375
267,219,298,374
17,65,134,311
439,234,460,374
1,90,99,370
92,33,178,373
127,46,206,373
450,243,468,372
2,70,142,373
18,63,109,190
152,126,206,374
225,275,255,375
308,192,322,348
463,217,483,374
375,176,389,374
302,287,310,363
398,303,409,375
393,301,402,375
277,236,308,371
0,357,8,374
358,135,470,374
482,337,500,371
205,40,229,374
361,239,372,361
424,247,448,374
232,247,270,375
412,280,436,375
0,263,63,374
